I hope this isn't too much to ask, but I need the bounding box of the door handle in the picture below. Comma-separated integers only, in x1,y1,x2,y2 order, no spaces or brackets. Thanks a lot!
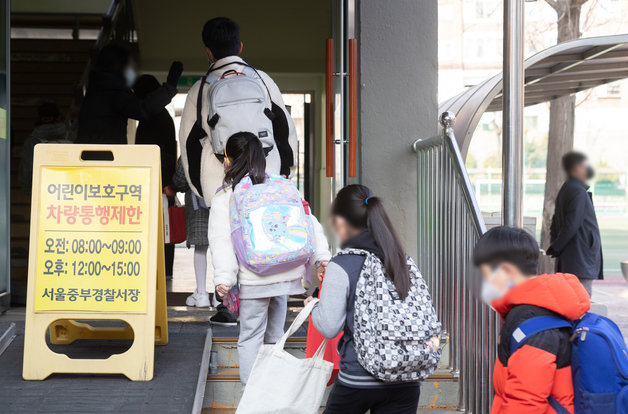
325,38,334,178
348,38,357,178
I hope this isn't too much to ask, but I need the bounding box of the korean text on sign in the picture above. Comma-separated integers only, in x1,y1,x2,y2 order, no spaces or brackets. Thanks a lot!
34,167,151,312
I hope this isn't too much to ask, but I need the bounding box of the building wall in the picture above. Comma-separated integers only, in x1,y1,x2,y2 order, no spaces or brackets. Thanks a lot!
358,0,438,258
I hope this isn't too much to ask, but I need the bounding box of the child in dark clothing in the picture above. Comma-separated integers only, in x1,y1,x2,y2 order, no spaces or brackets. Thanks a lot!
309,184,430,414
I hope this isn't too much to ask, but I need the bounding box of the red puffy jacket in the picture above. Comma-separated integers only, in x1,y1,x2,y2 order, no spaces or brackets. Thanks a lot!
490,273,590,413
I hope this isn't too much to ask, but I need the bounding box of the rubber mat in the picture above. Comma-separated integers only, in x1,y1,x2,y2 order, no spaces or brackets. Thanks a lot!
0,320,208,413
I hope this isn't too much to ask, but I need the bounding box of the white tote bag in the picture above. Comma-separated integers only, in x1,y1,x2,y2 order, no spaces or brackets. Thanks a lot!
237,299,333,414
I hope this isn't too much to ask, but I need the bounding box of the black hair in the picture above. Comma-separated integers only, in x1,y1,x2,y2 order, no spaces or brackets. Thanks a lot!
202,17,241,60
473,226,539,275
332,184,411,300
223,132,266,190
133,74,160,99
37,102,60,122
95,43,131,76
562,151,587,175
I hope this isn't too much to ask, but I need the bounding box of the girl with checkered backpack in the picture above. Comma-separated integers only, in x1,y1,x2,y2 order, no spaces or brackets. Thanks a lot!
308,184,441,414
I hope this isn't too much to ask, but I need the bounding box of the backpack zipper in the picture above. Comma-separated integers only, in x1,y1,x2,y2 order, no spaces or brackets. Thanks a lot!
216,97,264,107
574,326,628,378
570,327,588,342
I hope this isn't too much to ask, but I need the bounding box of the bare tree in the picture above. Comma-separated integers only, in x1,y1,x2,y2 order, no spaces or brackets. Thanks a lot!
539,0,589,273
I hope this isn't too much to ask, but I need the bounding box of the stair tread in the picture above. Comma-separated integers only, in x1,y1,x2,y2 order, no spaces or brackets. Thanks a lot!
212,336,306,343
207,366,457,382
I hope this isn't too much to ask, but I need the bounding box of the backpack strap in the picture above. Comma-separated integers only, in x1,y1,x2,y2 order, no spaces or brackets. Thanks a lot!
510,316,572,414
336,248,370,258
197,68,212,126
509,315,572,356
548,396,571,414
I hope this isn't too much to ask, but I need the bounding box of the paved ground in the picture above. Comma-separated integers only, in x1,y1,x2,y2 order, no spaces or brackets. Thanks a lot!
169,246,212,294
592,274,628,342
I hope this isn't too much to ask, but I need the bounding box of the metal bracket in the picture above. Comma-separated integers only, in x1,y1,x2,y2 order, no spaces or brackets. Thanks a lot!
0,322,16,358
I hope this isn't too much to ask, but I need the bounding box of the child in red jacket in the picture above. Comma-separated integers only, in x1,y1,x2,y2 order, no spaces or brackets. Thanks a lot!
473,226,590,414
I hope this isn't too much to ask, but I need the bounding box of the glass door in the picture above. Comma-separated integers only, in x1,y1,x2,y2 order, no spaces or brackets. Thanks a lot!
327,0,358,196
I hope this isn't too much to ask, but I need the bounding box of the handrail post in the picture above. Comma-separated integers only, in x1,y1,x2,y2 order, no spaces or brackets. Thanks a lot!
502,0,525,227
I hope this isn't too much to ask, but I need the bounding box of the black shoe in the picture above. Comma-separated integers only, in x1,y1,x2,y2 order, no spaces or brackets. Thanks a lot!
210,309,238,327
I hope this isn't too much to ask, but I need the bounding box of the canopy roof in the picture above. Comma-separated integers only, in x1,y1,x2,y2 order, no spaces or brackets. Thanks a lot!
440,34,628,156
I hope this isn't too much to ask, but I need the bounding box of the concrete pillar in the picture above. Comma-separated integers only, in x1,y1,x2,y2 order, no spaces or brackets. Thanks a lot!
357,0,438,258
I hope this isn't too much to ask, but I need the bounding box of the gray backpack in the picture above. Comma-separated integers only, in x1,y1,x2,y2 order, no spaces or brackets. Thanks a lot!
205,65,275,155
338,249,442,382
182,62,294,202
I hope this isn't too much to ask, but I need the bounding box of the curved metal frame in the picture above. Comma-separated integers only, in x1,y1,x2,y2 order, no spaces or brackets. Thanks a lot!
440,34,628,157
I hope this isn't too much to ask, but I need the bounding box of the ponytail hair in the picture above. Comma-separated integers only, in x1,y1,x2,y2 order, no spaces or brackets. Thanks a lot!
332,184,410,300
223,132,266,190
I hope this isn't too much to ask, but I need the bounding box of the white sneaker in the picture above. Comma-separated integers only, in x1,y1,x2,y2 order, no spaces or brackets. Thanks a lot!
186,291,210,307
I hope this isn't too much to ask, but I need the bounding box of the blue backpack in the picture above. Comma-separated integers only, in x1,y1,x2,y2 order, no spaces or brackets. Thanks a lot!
511,313,628,414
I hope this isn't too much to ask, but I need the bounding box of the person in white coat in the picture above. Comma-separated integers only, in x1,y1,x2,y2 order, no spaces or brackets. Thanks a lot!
179,17,298,207
180,17,299,326
209,132,331,387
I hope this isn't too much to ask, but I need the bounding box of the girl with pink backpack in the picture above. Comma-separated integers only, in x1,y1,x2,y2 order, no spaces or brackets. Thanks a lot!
208,132,331,387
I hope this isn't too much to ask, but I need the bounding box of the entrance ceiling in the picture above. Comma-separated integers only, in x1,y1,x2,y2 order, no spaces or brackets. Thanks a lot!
132,0,333,74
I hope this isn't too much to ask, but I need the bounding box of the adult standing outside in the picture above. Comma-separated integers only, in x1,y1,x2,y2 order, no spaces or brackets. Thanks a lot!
547,151,603,296
76,43,183,144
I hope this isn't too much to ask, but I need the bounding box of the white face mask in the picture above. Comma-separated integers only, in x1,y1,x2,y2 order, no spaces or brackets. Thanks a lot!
481,268,513,307
124,67,137,88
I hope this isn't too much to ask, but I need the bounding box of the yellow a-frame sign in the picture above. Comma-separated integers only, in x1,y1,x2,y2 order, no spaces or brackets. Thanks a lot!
23,144,168,381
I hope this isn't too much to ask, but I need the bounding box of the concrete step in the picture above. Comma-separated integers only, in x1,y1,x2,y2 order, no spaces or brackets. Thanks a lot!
208,336,451,371
203,337,459,411
203,407,460,413
203,409,459,413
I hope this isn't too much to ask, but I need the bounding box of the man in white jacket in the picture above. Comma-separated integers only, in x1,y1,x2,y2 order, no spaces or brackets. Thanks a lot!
179,17,298,207
179,17,299,325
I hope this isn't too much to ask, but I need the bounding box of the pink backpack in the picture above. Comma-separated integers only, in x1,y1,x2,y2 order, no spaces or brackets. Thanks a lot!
229,174,314,275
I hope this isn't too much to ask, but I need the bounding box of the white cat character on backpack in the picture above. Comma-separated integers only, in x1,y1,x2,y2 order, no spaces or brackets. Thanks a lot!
179,18,297,207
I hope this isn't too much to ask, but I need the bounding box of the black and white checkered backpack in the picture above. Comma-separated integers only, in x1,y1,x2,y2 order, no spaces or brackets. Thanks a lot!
338,248,442,382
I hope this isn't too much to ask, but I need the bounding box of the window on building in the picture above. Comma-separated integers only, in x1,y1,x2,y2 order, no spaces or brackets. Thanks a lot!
439,40,455,60
597,82,622,99
473,0,500,20
463,36,501,61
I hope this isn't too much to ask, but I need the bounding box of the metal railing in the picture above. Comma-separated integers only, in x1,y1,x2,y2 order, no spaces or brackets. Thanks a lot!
413,111,498,414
